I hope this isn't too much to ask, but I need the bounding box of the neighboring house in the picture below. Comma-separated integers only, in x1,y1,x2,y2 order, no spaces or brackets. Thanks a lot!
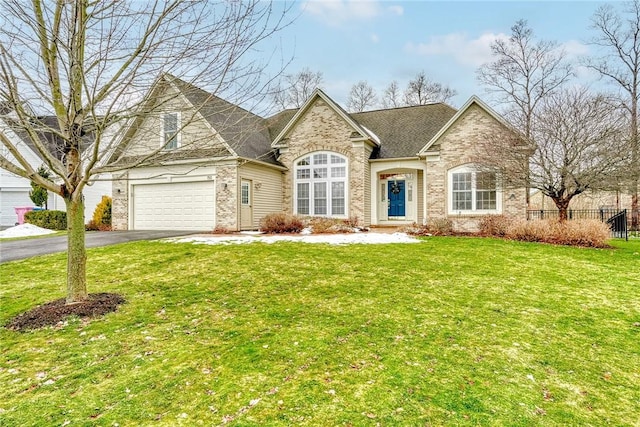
110,75,527,231
530,189,633,212
0,112,111,227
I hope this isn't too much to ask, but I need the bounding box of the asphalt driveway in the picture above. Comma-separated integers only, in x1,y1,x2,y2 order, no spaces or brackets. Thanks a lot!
0,230,196,263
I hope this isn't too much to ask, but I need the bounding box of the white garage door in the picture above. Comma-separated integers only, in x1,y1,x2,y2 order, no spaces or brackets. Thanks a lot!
132,181,216,231
0,190,31,227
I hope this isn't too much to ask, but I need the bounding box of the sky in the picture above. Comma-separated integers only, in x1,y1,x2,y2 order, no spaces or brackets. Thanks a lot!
258,0,614,109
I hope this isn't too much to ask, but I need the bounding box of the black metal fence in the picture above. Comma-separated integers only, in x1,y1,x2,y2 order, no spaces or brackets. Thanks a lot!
526,209,629,241
607,210,628,240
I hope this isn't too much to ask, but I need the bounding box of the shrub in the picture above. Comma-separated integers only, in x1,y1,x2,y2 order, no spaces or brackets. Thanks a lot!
86,196,112,231
29,166,51,208
427,218,454,236
479,215,512,237
211,226,233,234
505,219,610,247
259,212,304,234
342,216,359,228
301,216,361,233
401,218,454,236
24,210,66,230
401,222,431,236
306,217,337,233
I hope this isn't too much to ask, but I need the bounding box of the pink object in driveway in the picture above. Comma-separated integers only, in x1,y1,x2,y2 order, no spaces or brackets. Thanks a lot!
14,207,34,225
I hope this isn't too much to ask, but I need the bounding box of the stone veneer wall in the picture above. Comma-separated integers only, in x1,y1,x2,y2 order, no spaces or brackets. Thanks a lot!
425,103,527,232
112,172,129,230
277,98,372,225
215,164,238,230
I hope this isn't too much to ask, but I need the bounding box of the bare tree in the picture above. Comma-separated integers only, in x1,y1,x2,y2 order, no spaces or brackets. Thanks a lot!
273,68,323,109
403,71,456,105
477,19,573,206
477,19,573,140
476,88,627,221
347,80,377,112
0,0,289,304
586,1,640,229
381,80,402,108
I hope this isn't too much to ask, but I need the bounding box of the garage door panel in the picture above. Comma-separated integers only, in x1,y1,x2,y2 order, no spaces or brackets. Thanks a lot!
0,191,31,226
132,181,215,230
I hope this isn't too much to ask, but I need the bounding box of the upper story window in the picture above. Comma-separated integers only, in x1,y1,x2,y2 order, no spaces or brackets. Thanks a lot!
448,165,501,214
163,112,179,150
294,152,348,217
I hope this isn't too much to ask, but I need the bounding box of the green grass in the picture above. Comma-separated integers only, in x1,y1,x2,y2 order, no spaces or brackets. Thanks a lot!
1,237,639,426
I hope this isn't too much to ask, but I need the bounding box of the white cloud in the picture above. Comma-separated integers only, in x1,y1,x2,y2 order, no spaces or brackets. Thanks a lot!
405,32,508,67
388,5,404,16
560,40,589,58
302,0,403,26
406,33,591,70
371,33,380,43
303,0,381,26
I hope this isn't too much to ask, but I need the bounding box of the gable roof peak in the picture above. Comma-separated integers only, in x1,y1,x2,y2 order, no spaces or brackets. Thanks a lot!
271,88,380,147
417,95,517,155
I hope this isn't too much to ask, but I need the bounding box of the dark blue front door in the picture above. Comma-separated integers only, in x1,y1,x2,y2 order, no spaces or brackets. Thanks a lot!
388,180,405,217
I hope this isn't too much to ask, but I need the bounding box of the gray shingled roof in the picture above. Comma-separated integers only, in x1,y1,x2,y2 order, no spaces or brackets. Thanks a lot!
171,78,278,164
265,109,297,141
5,115,93,163
119,78,459,167
351,103,457,159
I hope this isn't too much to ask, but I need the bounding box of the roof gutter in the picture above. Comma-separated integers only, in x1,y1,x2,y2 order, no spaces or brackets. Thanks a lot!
238,157,288,171
369,156,421,163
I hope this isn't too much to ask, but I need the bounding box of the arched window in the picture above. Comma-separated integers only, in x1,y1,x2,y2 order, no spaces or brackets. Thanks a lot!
294,152,348,217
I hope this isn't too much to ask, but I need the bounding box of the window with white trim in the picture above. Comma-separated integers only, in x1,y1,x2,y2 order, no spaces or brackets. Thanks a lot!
241,181,250,205
448,166,501,214
163,112,179,149
294,152,348,216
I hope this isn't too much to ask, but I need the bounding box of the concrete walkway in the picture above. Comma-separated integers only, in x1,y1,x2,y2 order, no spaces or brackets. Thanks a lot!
0,230,196,263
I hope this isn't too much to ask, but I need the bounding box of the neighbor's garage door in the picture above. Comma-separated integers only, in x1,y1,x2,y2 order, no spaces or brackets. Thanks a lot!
132,181,215,230
0,190,31,227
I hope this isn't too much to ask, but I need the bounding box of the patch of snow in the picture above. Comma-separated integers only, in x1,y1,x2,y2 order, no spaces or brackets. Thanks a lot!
167,232,420,246
0,223,56,239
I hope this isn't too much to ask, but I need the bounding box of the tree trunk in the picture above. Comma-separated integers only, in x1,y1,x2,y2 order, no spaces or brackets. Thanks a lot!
631,85,638,231
633,192,639,231
553,197,571,222
65,196,87,304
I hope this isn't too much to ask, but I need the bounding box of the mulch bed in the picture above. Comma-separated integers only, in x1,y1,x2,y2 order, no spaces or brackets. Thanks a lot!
5,293,125,332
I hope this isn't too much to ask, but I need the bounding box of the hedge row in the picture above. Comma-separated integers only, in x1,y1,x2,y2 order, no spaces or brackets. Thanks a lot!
24,210,67,230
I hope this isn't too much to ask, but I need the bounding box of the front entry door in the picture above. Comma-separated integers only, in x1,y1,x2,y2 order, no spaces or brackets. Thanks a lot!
240,179,253,229
388,180,405,217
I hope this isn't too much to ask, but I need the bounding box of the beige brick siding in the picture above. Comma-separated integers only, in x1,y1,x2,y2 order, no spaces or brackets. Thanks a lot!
417,170,424,224
215,165,238,230
425,103,527,232
277,98,374,225
363,147,372,226
112,172,129,230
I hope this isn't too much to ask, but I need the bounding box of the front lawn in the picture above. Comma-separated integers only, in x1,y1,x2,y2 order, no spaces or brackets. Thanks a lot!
1,237,638,425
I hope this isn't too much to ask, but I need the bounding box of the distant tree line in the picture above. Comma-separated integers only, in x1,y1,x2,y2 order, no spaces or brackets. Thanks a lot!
272,68,457,112
475,5,639,226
